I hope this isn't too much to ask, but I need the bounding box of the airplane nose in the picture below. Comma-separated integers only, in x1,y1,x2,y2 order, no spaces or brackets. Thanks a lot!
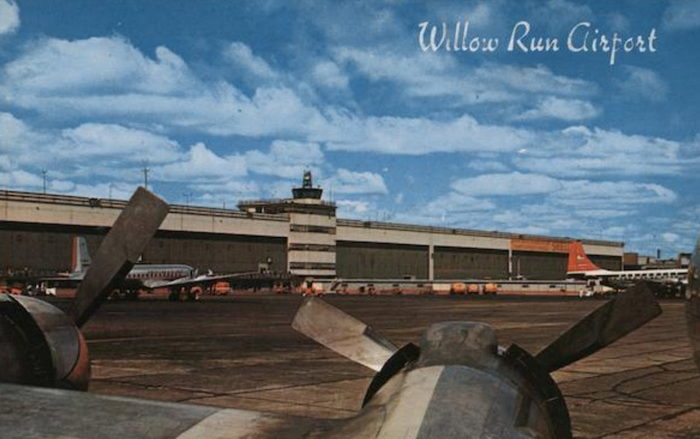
416,322,498,368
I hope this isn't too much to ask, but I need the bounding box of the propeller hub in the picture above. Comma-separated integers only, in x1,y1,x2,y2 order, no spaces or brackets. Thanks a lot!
416,322,498,368
0,294,90,390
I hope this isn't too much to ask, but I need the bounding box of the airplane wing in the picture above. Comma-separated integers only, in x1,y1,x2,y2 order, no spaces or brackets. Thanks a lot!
0,383,335,439
143,272,294,290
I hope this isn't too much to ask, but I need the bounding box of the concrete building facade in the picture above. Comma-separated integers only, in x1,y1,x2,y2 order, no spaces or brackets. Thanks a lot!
0,175,623,281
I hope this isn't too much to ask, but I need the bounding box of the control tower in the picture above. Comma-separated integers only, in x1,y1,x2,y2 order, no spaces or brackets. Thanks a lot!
292,170,323,200
238,171,336,279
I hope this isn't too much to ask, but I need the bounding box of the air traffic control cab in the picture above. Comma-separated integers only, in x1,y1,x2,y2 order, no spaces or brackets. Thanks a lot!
238,171,337,280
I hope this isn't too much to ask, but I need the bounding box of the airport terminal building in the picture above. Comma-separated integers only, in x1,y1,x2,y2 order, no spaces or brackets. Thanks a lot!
0,173,623,281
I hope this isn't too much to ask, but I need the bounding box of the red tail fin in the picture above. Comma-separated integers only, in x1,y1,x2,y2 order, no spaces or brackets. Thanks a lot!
567,241,601,273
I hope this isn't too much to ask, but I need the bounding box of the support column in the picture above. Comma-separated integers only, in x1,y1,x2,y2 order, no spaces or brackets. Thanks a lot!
428,244,434,281
508,246,513,280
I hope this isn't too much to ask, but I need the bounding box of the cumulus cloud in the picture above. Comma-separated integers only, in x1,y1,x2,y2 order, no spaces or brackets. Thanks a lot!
60,123,182,164
451,172,562,196
552,180,677,208
663,0,700,31
223,41,279,81
516,97,600,121
336,199,371,216
334,47,595,104
325,114,532,155
466,160,510,173
0,0,19,35
0,36,330,138
3,36,199,95
324,169,388,195
662,232,680,243
513,126,689,177
0,112,191,181
425,191,496,212
311,60,349,90
615,66,668,102
244,140,323,179
156,142,246,182
0,112,47,154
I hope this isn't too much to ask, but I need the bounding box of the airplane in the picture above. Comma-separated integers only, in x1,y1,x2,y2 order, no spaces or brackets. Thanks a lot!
40,237,194,285
39,236,284,300
0,187,668,438
566,240,687,295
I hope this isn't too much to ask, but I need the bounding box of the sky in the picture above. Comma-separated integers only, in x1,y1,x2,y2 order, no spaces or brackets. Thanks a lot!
0,0,698,256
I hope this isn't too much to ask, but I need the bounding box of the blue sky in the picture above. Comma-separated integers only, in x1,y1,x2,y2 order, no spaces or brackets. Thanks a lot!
0,0,698,256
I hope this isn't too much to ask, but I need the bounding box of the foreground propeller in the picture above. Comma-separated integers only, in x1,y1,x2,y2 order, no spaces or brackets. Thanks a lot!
535,281,662,372
70,187,169,327
292,297,397,371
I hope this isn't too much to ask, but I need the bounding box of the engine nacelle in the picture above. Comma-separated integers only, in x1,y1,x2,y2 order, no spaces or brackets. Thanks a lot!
0,294,90,390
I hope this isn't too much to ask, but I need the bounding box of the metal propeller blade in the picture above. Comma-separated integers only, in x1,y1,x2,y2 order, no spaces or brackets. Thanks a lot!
292,297,397,371
535,281,661,372
70,188,169,327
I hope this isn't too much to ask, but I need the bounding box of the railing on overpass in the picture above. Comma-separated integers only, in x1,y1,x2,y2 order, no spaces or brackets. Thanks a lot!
0,190,288,222
336,218,624,248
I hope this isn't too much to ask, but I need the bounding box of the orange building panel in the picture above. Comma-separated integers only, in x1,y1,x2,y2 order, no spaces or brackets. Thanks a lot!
511,238,571,253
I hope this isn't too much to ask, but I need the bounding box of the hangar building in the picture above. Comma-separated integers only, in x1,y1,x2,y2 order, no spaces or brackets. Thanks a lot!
0,173,622,281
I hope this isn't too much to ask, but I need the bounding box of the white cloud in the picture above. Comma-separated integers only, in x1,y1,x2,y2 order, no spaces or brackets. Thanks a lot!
223,41,278,81
663,0,700,31
334,47,595,104
69,182,137,200
324,169,388,195
0,113,188,181
466,160,510,172
156,142,246,182
336,199,371,215
615,66,668,102
425,191,496,212
244,141,323,179
192,180,261,201
324,114,532,155
4,36,199,95
0,112,47,154
0,168,75,193
451,172,562,196
0,36,330,138
513,126,689,177
0,0,19,35
662,232,680,243
311,60,349,90
516,97,600,121
552,180,677,208
0,169,42,188
60,123,182,164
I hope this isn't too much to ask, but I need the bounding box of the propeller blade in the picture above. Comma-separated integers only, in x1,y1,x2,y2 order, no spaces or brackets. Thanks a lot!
70,188,169,327
535,281,661,372
292,297,397,371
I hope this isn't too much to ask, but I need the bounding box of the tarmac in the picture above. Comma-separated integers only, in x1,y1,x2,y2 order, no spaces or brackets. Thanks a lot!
80,295,700,439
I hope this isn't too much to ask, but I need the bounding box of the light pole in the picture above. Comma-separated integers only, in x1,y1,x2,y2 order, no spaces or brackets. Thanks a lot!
41,169,47,194
142,166,150,190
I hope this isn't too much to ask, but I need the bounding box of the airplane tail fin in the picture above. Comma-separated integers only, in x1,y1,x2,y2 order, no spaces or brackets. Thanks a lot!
71,236,92,274
567,241,601,273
